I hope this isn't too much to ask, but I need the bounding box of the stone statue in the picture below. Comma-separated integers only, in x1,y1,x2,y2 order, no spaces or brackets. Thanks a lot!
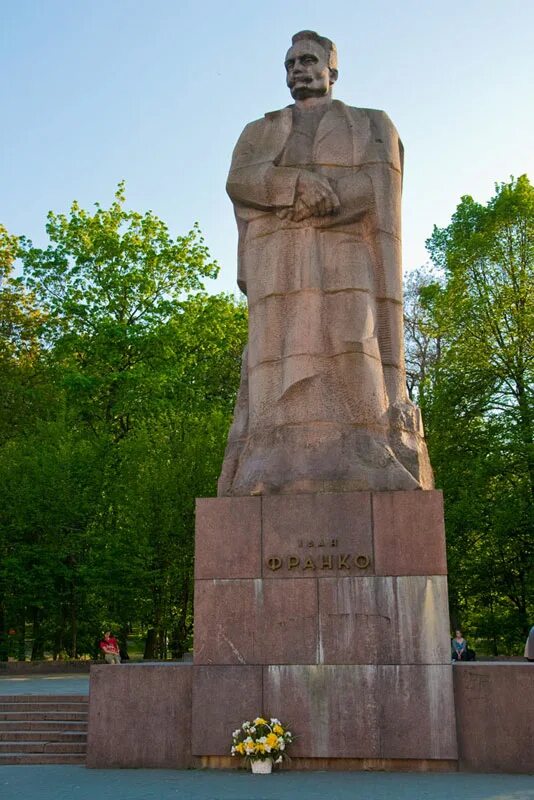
218,30,433,496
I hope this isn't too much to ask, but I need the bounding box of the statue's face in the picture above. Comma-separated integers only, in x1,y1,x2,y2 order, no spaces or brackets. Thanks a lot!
284,39,335,100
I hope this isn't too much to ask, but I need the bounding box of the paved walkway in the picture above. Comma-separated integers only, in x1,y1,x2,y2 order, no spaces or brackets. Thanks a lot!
0,767,533,800
0,675,89,695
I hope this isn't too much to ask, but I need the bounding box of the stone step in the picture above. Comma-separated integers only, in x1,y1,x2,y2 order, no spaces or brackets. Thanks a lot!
0,711,87,721
0,701,88,713
0,752,86,765
0,740,86,754
0,694,88,703
0,729,87,742
0,694,88,765
0,720,87,732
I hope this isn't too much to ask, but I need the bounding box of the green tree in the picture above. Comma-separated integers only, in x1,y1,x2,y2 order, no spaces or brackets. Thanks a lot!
2,186,247,660
0,224,49,444
20,182,219,443
0,224,53,659
403,267,442,402
424,176,533,652
0,420,106,659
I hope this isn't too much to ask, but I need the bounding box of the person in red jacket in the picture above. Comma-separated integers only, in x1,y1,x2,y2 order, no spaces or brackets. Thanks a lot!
99,631,121,664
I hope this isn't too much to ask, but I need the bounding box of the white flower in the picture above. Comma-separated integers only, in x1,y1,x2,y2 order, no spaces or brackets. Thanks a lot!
232,729,240,738
275,756,283,763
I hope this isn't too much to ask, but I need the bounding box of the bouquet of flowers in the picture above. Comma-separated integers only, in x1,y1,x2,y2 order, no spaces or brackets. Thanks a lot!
231,716,293,764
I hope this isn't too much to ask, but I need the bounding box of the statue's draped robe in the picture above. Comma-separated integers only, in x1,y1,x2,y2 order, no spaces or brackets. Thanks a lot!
219,100,433,495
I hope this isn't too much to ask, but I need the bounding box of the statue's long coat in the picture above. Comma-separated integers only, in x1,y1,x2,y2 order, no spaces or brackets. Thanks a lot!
219,100,432,495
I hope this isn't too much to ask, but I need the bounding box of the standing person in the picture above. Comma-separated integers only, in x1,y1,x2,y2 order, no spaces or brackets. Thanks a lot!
452,630,468,661
525,625,534,662
99,631,121,664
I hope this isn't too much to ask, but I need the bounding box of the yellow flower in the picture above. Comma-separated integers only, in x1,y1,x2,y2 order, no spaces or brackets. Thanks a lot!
253,717,267,725
272,724,284,735
266,732,279,748
255,742,266,753
235,742,245,755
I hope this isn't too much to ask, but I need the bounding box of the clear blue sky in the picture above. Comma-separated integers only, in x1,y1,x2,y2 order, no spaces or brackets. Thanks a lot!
2,0,533,295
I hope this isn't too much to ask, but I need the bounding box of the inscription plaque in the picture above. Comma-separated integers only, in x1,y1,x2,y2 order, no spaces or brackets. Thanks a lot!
262,493,374,578
266,553,371,572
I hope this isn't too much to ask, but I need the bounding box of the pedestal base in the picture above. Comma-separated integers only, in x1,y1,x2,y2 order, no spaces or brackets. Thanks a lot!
193,490,457,762
192,663,457,760
85,661,534,772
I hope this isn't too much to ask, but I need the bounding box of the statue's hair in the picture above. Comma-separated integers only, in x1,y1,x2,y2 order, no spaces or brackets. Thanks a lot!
291,30,338,70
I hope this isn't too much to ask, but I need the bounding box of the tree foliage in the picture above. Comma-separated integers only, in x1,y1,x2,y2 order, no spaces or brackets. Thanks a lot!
0,188,247,660
417,176,533,653
403,267,442,402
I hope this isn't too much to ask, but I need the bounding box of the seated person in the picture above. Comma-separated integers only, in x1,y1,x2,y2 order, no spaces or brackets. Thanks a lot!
99,630,121,664
452,629,468,661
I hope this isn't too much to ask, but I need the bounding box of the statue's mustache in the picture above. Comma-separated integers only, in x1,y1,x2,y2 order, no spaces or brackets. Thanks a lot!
289,75,312,85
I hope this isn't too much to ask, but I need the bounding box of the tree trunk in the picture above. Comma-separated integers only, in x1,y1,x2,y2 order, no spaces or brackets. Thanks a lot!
70,592,77,659
119,625,130,660
53,605,67,660
516,375,534,500
158,626,167,660
16,612,26,661
31,607,45,660
143,628,157,659
170,579,191,659
170,627,184,660
489,594,499,657
0,601,8,662
145,585,164,660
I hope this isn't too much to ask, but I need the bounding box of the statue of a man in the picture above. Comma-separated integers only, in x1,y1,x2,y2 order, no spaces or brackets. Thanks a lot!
218,30,433,495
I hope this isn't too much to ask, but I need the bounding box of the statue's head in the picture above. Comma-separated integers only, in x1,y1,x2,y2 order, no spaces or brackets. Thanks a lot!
285,30,338,101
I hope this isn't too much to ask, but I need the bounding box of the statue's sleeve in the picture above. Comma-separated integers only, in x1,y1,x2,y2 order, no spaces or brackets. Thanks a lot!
226,121,299,211
363,110,406,405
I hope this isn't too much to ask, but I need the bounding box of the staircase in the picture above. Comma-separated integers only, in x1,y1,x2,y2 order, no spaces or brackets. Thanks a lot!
0,695,88,764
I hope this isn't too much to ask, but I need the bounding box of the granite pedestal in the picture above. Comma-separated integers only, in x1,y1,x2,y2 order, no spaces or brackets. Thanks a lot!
192,490,458,766
85,489,534,772
87,663,192,768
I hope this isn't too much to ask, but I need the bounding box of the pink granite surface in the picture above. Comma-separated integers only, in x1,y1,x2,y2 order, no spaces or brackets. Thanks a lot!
378,664,457,759
194,578,318,665
263,664,380,758
372,490,447,576
262,664,457,759
195,496,261,580
85,661,533,771
317,575,451,665
192,665,262,756
454,663,534,773
87,664,192,768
